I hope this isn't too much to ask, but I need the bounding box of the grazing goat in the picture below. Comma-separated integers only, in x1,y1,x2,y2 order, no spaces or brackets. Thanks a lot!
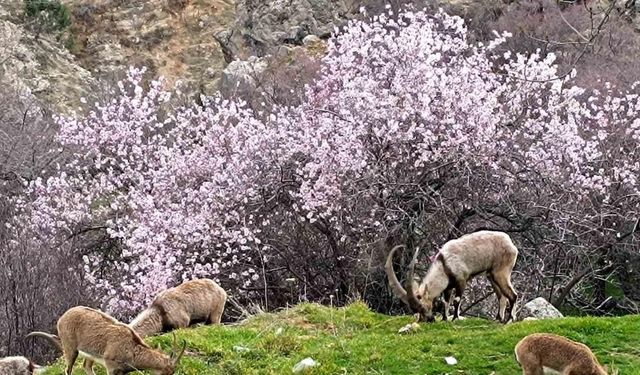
515,333,609,375
85,279,226,371
130,278,228,338
0,356,42,375
385,230,518,322
27,306,185,375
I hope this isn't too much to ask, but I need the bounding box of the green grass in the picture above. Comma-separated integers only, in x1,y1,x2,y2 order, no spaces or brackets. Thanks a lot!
43,302,640,374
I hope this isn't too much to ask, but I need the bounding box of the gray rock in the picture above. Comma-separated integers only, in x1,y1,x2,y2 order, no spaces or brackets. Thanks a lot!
226,0,354,57
519,297,563,320
302,34,322,46
220,56,268,93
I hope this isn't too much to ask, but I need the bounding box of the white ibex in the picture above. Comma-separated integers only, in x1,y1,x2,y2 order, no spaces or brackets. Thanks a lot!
130,278,228,338
27,306,185,375
385,230,518,322
0,356,43,375
515,333,610,375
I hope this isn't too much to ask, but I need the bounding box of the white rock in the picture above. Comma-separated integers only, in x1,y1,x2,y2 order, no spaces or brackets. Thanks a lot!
519,297,563,320
444,356,458,365
233,345,250,353
398,322,420,334
293,357,319,373
302,35,321,46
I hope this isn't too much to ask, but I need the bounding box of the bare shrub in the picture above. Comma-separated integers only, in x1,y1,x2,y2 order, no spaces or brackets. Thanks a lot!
483,0,640,89
0,84,89,363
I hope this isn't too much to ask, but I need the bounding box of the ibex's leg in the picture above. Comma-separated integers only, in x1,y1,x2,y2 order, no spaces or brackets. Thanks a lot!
493,272,518,323
441,288,454,321
83,358,96,375
520,364,543,375
63,348,78,375
209,303,225,325
452,280,467,320
171,311,191,329
105,361,125,375
488,274,507,322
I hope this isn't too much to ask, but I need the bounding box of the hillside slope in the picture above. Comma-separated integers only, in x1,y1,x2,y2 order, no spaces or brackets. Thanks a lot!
42,302,639,374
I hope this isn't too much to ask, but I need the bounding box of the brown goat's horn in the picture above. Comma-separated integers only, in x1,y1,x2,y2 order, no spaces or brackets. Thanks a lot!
172,340,187,366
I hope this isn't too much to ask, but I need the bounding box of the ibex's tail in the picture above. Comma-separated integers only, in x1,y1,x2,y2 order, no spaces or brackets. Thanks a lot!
26,331,62,351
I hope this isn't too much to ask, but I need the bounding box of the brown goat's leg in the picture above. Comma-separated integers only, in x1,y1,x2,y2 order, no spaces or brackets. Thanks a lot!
83,358,96,375
171,312,191,329
105,361,125,375
209,304,224,325
63,348,78,375
521,364,544,375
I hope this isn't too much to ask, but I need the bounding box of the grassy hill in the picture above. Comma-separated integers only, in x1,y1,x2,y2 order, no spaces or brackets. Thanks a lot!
43,302,640,374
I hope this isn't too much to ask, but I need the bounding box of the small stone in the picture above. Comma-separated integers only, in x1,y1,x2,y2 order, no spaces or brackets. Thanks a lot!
398,322,420,334
293,357,319,373
233,345,250,353
444,356,458,365
302,35,321,46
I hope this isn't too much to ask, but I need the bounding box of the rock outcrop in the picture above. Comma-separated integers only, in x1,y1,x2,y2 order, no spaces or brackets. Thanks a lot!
1,1,94,112
222,0,354,58
519,297,564,320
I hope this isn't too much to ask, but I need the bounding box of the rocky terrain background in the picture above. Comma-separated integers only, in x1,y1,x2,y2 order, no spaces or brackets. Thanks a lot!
2,0,513,112
0,0,377,111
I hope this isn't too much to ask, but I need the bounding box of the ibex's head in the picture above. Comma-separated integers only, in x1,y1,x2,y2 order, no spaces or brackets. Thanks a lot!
385,245,436,322
156,334,186,375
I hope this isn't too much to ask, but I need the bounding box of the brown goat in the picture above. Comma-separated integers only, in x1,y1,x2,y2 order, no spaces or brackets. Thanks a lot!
0,356,42,375
130,278,228,338
515,333,609,375
385,230,518,322
84,279,226,371
27,306,185,375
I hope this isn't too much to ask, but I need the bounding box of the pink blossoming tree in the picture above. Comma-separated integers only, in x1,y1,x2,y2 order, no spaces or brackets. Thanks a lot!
22,9,639,317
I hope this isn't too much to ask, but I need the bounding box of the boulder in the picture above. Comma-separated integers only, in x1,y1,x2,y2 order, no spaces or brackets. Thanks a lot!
519,297,563,320
224,0,354,57
220,56,268,93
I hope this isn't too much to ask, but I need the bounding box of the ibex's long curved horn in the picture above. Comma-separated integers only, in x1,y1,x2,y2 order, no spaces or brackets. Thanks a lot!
172,339,187,366
385,245,409,305
405,246,427,314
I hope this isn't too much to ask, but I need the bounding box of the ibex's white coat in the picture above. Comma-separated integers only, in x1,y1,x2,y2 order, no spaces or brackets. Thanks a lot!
515,333,609,375
0,356,42,375
385,230,518,322
130,278,227,338
27,306,185,375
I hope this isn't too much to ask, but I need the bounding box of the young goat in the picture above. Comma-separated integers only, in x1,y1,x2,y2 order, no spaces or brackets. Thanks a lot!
27,306,185,375
130,278,228,338
0,356,42,375
515,333,609,375
385,230,518,322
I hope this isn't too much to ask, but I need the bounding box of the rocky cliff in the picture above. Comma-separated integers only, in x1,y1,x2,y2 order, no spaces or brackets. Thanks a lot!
0,0,364,111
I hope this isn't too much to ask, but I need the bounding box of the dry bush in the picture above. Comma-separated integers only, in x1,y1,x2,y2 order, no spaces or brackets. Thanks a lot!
0,84,90,363
482,0,640,89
